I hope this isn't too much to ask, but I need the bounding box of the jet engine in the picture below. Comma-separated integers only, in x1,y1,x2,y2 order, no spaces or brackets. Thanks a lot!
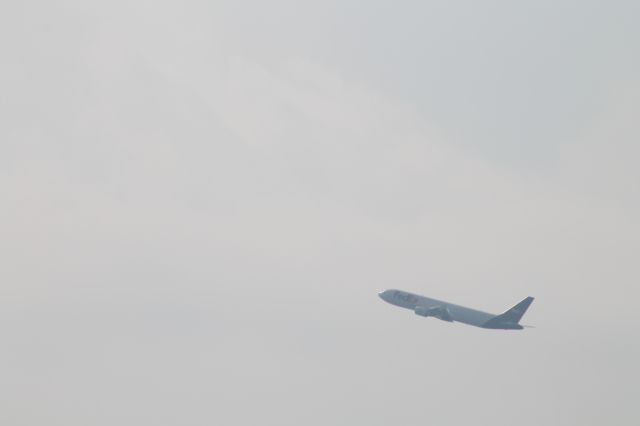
414,306,431,317
414,305,454,322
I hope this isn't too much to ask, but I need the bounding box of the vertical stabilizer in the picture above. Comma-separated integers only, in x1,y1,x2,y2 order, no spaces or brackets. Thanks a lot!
499,296,534,323
482,297,534,329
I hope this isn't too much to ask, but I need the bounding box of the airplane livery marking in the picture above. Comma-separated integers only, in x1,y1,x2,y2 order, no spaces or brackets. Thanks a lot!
393,291,418,304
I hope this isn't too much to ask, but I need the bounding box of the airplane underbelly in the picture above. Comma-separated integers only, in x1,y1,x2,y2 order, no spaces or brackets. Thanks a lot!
446,306,494,326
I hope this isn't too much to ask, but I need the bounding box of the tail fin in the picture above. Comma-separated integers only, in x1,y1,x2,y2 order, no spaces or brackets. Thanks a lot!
499,296,534,324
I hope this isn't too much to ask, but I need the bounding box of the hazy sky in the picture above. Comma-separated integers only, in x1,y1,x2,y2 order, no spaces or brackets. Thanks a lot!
1,1,639,425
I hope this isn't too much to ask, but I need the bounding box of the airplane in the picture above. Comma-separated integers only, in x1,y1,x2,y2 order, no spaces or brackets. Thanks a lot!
378,289,534,330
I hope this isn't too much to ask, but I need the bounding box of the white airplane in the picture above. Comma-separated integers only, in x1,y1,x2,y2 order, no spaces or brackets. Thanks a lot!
378,289,534,330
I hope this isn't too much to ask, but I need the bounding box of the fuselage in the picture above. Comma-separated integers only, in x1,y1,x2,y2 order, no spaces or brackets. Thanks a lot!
378,289,525,330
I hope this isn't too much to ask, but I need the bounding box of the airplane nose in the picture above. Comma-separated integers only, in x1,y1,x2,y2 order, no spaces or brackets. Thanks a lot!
378,290,387,300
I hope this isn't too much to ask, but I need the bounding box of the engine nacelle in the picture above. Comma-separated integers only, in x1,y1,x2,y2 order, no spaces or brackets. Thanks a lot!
414,306,433,317
414,305,454,322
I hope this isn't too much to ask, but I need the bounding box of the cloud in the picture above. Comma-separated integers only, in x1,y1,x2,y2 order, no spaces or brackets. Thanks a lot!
1,1,639,424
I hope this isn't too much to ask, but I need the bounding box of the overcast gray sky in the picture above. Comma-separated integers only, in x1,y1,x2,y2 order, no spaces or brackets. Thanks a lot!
1,1,639,425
